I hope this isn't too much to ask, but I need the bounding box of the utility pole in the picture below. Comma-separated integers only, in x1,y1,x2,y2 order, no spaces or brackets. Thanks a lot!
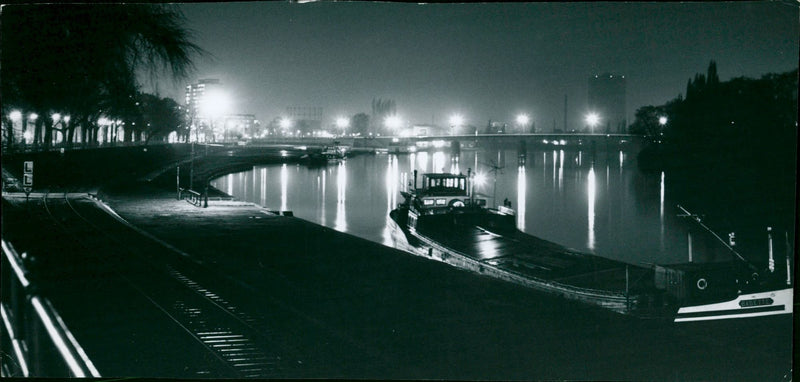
563,94,568,132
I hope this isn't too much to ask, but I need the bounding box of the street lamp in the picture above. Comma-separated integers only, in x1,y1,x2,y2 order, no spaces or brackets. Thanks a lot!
658,115,668,138
385,115,402,132
585,112,600,133
280,117,293,132
51,113,62,146
336,116,349,134
449,114,464,135
27,113,39,145
9,110,22,149
516,114,530,133
199,89,231,142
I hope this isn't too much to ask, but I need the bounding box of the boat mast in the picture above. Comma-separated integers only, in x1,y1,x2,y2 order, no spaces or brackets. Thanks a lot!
785,232,792,285
676,205,758,272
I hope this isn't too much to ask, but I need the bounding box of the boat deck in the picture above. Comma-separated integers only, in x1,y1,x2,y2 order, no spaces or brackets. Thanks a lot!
418,224,655,294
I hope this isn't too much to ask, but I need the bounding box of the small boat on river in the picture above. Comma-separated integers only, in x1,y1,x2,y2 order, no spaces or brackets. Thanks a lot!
321,145,347,161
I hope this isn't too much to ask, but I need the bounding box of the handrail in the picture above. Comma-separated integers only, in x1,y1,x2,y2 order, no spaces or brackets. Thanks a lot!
0,239,101,377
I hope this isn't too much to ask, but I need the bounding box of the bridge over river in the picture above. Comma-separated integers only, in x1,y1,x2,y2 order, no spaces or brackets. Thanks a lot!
247,133,646,155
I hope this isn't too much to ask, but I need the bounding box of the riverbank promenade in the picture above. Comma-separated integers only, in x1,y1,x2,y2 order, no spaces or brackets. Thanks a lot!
1,144,792,380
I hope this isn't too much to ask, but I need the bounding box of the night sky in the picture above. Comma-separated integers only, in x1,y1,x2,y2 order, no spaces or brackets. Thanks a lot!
149,1,798,129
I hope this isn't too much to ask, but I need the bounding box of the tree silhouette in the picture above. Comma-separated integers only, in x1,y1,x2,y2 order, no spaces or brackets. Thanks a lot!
371,98,396,135
2,4,205,150
351,113,370,136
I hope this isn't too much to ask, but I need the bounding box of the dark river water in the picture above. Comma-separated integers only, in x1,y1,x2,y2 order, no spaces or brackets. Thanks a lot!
210,147,740,266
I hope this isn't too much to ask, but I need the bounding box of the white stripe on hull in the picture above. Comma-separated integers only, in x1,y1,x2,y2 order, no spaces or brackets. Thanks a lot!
674,288,793,322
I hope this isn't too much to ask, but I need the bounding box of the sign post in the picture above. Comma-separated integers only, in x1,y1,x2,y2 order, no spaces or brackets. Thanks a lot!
23,161,33,202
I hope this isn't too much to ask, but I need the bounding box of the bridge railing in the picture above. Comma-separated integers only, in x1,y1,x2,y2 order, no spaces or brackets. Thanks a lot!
1,239,100,377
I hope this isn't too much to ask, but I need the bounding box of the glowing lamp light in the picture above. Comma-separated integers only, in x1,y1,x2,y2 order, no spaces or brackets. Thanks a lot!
51,113,61,122
64,115,71,123
279,118,293,129
336,117,349,129
585,113,600,127
9,110,22,122
449,114,464,126
658,116,668,126
199,89,231,118
384,115,402,130
516,114,530,126
29,113,38,121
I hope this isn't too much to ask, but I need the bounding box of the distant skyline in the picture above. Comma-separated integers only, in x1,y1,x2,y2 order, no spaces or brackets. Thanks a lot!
144,1,798,130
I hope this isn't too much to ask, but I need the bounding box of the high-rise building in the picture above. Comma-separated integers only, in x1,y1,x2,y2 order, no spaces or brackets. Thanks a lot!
588,73,627,133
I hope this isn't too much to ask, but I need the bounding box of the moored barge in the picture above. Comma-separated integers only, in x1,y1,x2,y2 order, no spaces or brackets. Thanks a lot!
390,171,794,321
390,171,661,315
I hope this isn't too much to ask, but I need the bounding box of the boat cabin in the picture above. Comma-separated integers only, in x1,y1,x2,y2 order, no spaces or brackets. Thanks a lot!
420,173,468,196
410,173,486,213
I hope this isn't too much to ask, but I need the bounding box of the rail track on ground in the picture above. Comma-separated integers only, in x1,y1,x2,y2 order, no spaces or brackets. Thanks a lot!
4,192,303,377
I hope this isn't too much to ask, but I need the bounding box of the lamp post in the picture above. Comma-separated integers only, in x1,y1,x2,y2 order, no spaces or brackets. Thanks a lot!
385,115,402,135
28,113,38,146
51,113,61,147
658,116,668,138
9,110,22,150
63,115,71,145
336,116,349,136
449,114,464,136
280,117,293,136
516,114,530,133
585,112,600,134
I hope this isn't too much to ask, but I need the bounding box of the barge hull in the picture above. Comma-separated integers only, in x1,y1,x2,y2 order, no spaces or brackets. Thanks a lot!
390,209,658,315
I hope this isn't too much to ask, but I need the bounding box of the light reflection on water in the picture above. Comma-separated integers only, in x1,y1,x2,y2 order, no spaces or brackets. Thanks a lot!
516,165,526,231
212,149,698,265
587,166,596,250
335,162,347,232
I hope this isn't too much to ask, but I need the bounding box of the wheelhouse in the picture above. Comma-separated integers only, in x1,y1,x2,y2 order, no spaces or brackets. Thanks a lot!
411,173,486,213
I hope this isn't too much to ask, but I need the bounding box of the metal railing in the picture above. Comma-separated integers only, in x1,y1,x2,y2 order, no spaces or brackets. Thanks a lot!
1,239,100,377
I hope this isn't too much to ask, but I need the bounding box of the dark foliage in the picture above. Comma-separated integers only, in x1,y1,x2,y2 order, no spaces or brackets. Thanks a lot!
635,62,797,233
2,4,204,148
